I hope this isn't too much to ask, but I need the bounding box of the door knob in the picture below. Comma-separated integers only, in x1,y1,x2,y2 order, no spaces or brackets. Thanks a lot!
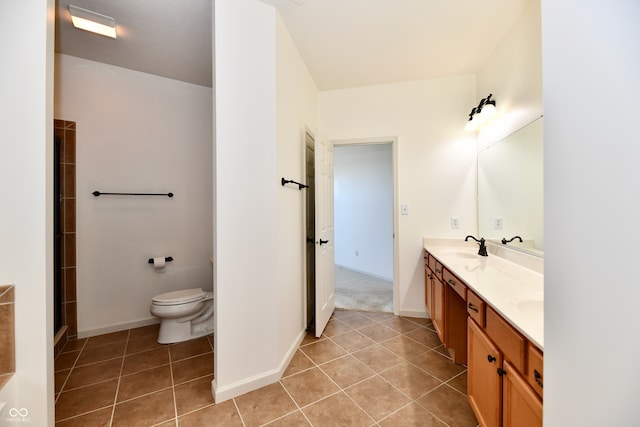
319,239,329,245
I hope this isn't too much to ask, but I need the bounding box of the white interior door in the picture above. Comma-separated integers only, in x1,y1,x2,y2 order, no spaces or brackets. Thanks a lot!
314,130,335,337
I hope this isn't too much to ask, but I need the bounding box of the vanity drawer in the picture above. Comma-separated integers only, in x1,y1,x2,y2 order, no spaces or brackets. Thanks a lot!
527,344,544,398
486,306,526,373
428,255,443,280
434,261,443,280
443,268,466,300
466,290,485,327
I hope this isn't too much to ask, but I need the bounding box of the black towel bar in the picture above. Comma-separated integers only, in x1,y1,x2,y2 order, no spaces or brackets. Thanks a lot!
281,178,309,190
93,191,174,198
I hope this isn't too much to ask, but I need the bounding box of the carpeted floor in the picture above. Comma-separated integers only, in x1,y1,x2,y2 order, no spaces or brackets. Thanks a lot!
334,266,393,313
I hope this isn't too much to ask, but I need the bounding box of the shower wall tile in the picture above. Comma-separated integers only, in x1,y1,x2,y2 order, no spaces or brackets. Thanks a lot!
65,268,77,302
64,129,76,163
63,199,76,233
55,119,77,341
64,234,76,268
0,285,16,378
0,285,14,303
63,164,75,198
65,302,77,338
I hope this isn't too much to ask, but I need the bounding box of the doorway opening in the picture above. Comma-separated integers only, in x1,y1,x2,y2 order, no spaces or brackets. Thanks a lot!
334,140,396,313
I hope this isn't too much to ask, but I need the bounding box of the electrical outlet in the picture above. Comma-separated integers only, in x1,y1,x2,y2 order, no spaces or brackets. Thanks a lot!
494,217,503,229
450,217,460,229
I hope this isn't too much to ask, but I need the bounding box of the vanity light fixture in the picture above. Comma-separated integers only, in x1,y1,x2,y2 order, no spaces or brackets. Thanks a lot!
464,94,497,132
68,5,117,39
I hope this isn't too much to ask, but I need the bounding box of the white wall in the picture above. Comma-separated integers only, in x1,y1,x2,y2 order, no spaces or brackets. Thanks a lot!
543,1,640,425
215,0,317,401
54,54,213,337
0,0,55,425
334,144,393,280
318,77,478,317
275,15,319,364
476,0,542,146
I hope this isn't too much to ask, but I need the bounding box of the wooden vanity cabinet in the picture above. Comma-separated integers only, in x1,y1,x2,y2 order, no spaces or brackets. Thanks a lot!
432,269,445,343
468,319,502,427
424,251,445,343
423,250,467,363
503,360,543,427
424,251,432,313
467,309,543,427
423,247,543,426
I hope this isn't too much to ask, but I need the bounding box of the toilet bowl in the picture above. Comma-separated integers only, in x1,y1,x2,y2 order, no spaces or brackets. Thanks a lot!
150,288,214,344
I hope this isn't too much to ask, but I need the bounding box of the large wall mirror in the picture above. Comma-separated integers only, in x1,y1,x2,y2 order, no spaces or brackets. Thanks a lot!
478,116,543,257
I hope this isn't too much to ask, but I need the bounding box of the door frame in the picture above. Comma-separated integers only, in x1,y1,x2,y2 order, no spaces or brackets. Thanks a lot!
302,133,399,320
333,136,399,315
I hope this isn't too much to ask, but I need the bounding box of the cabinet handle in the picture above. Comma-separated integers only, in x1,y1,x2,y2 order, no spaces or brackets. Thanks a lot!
497,367,507,376
534,369,543,388
468,303,479,313
487,355,496,363
447,279,456,286
435,268,441,274
427,274,433,280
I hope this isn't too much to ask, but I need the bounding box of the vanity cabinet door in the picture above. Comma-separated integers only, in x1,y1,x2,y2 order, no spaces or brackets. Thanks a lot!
424,252,433,311
503,360,543,427
468,319,502,427
432,275,445,343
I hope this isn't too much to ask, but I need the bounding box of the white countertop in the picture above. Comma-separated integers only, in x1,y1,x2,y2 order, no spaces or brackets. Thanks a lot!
423,238,544,350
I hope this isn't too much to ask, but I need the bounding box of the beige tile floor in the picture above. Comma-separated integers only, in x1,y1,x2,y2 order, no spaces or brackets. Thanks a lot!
54,310,478,426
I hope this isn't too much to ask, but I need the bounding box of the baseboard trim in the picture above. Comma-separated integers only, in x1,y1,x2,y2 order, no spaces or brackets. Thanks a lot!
212,328,306,403
398,308,429,319
77,317,160,339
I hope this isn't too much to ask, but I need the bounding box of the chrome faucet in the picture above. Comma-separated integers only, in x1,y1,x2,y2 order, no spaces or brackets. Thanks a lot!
501,236,523,245
465,235,488,257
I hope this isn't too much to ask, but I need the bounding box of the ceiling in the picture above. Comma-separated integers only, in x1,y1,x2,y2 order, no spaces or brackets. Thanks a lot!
55,0,529,90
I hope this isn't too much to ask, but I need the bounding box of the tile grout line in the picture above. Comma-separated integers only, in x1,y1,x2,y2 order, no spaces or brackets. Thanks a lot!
108,329,131,427
231,397,247,427
168,342,179,426
53,340,85,406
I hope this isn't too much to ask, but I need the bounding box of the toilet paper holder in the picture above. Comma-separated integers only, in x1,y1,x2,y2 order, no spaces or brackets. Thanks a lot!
148,256,173,264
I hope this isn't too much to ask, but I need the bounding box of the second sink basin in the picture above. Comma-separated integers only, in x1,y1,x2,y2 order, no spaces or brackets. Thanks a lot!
517,300,544,317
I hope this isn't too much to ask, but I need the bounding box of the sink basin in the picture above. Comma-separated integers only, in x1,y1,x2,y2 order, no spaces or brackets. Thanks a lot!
517,300,544,317
504,293,544,317
449,252,479,259
436,248,479,259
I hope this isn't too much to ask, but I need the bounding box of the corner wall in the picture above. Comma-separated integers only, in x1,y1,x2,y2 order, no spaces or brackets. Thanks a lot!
213,0,279,400
275,14,319,364
543,1,640,425
213,0,318,401
0,0,55,425
54,54,214,337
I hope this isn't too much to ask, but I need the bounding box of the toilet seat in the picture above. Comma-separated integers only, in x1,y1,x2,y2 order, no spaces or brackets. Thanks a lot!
152,288,204,306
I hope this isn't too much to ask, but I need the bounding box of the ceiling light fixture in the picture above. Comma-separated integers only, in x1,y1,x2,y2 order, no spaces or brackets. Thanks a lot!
68,5,117,39
464,94,497,132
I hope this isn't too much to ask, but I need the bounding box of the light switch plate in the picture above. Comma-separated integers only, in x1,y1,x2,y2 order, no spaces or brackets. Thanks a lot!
451,217,460,229
494,217,503,229
401,204,409,215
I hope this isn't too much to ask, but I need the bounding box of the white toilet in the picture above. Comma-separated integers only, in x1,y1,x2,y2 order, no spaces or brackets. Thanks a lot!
150,288,214,344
